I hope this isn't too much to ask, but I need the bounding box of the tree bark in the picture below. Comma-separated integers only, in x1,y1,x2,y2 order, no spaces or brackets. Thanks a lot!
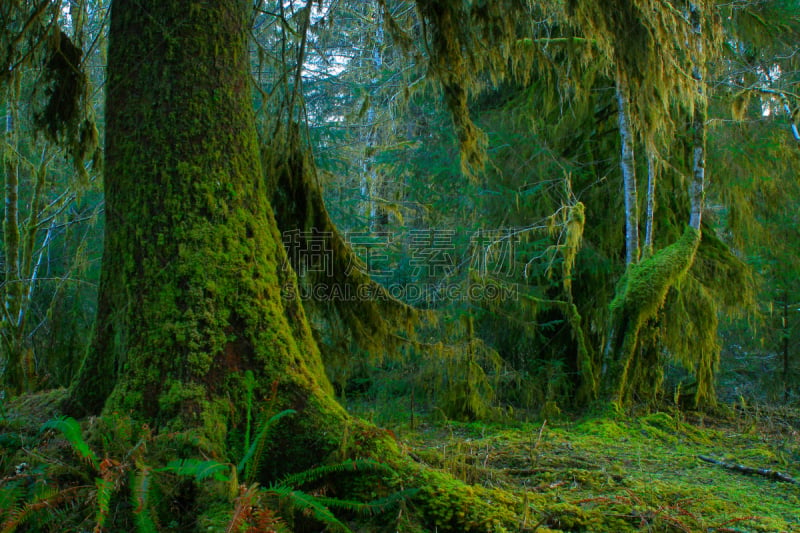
689,3,705,231
2,74,24,391
783,291,790,403
68,0,348,472
689,111,705,230
644,151,656,256
615,69,639,265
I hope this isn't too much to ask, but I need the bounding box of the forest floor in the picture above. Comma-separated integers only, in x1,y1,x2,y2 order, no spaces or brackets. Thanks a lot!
352,399,800,532
2,390,799,532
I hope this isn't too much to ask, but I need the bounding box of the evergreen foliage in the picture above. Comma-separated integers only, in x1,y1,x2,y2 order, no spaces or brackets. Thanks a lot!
0,0,799,528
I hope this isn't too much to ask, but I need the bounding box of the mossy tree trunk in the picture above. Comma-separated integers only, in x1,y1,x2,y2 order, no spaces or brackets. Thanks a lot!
2,75,25,392
2,72,48,394
781,291,790,403
68,0,348,469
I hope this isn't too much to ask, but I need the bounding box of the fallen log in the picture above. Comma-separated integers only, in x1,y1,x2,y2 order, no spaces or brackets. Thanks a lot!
698,455,799,485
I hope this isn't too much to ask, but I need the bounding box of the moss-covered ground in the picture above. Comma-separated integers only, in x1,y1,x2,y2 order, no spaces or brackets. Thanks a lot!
353,398,800,532
2,389,798,532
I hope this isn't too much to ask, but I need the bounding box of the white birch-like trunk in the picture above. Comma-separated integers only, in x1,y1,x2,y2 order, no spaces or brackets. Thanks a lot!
689,4,705,230
616,70,640,265
781,96,800,143
644,152,656,254
603,71,641,375
689,117,705,230
2,76,24,390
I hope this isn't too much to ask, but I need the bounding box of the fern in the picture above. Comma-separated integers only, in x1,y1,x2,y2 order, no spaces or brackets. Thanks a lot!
0,481,24,523
311,488,419,517
226,483,259,533
0,485,81,533
158,458,232,482
243,370,256,452
93,477,114,533
0,431,23,449
276,458,394,489
130,467,159,533
267,486,353,533
39,416,98,470
238,408,295,483
263,459,414,531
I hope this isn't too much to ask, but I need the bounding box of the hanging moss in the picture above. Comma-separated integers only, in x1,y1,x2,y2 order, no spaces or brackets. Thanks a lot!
33,27,84,141
414,0,538,178
659,226,754,407
661,275,720,406
557,201,585,295
566,0,722,153
31,26,99,182
264,123,419,374
603,220,755,407
435,334,505,422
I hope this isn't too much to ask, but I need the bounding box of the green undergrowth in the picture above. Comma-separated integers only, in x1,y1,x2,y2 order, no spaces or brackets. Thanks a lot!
2,389,799,532
385,404,800,532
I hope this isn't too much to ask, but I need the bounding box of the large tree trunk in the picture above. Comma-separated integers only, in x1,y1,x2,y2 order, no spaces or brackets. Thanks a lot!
68,0,347,471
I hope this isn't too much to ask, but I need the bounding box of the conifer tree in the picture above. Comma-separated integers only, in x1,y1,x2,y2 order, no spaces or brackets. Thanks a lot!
66,0,353,474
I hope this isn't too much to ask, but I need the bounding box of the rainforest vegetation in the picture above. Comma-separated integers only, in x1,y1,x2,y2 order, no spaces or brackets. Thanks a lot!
1,0,799,531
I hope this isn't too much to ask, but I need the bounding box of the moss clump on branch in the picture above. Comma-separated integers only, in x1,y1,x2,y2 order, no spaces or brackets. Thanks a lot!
605,226,701,404
32,26,100,182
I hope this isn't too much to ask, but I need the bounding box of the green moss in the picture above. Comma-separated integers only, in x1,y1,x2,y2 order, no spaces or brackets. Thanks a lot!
265,126,418,377
59,1,358,495
610,227,701,323
606,226,701,404
412,468,520,532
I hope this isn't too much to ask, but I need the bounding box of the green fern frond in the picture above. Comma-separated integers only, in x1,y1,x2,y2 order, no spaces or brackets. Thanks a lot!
259,460,407,532
130,466,150,514
158,458,231,482
266,486,352,533
0,482,25,522
39,416,98,470
238,408,295,482
93,477,114,532
313,488,419,517
0,432,23,449
130,466,159,533
226,483,259,533
132,504,160,532
276,459,395,489
1,485,80,533
1,504,28,533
